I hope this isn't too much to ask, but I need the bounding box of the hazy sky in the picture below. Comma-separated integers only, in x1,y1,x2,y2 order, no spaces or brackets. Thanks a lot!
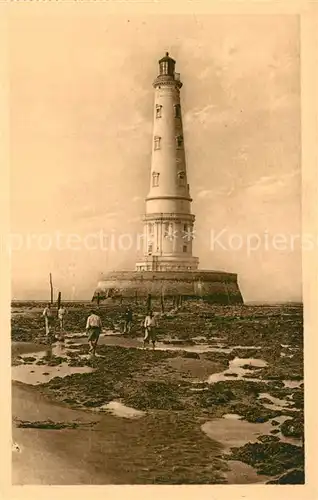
9,12,301,302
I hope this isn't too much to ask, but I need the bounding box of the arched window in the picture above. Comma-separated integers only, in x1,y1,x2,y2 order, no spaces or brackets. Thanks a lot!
152,172,160,187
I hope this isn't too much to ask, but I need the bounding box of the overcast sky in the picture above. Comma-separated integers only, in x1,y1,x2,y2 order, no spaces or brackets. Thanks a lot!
9,12,301,302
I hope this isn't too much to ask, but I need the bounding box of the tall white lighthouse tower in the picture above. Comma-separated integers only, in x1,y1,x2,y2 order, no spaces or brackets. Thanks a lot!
136,52,199,272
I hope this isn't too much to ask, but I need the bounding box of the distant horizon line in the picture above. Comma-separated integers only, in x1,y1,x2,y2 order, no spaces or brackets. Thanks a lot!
11,299,303,306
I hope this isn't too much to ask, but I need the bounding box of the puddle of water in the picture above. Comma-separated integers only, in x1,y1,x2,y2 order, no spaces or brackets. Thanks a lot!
65,332,87,339
208,336,226,341
20,342,69,361
151,342,232,354
102,330,124,336
283,380,303,389
202,418,273,452
208,357,267,384
222,413,243,420
231,357,268,368
12,362,94,385
71,335,233,354
272,415,291,424
230,346,260,350
100,401,146,419
225,460,269,484
202,415,302,451
192,336,208,342
258,392,289,408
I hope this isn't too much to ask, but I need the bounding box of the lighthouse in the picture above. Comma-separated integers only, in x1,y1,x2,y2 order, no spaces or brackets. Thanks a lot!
94,52,243,304
136,53,199,272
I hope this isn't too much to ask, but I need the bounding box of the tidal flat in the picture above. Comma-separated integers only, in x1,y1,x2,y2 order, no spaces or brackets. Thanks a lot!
11,300,304,485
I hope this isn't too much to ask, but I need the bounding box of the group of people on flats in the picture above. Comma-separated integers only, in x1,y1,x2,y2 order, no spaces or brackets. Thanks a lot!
42,302,158,355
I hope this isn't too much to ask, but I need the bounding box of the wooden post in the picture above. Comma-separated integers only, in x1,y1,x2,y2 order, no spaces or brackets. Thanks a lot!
49,273,53,304
97,292,100,306
160,289,165,313
146,293,152,312
57,291,61,312
177,295,182,308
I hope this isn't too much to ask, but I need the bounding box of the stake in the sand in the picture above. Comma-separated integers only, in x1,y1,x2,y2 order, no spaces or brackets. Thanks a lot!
160,289,165,313
147,293,152,312
49,273,53,305
57,291,61,313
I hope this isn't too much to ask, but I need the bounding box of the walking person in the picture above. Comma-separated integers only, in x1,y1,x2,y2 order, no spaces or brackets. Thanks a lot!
86,310,102,355
123,306,133,334
57,305,67,341
143,311,157,349
43,303,53,338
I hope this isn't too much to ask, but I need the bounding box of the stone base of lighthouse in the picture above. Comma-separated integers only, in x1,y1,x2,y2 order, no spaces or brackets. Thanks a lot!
93,270,244,305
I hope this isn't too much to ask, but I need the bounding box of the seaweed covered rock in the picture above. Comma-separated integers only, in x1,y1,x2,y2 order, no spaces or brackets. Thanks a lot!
123,381,185,410
231,403,282,423
181,351,200,360
199,384,235,407
22,356,37,364
257,434,280,443
280,415,304,439
228,441,304,476
266,468,305,484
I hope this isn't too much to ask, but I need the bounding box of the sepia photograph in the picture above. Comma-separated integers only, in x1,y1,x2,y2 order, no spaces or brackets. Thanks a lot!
7,4,311,488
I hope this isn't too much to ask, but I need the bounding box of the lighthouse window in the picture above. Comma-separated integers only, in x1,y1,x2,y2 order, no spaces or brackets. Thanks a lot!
176,135,183,149
148,223,154,236
156,105,162,118
178,171,186,186
154,136,161,150
160,61,169,75
183,245,187,253
152,172,160,187
174,104,181,118
148,243,153,255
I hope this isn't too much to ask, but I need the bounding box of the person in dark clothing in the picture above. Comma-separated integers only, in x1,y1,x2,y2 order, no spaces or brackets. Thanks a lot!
123,307,133,334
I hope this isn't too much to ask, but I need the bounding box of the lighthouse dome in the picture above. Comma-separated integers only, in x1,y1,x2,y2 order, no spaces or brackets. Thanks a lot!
158,52,176,77
159,52,176,64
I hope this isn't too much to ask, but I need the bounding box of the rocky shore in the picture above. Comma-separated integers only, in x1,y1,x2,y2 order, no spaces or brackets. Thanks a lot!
11,300,304,484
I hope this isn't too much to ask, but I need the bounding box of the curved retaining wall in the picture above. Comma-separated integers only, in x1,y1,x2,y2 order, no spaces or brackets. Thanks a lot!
93,270,243,304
